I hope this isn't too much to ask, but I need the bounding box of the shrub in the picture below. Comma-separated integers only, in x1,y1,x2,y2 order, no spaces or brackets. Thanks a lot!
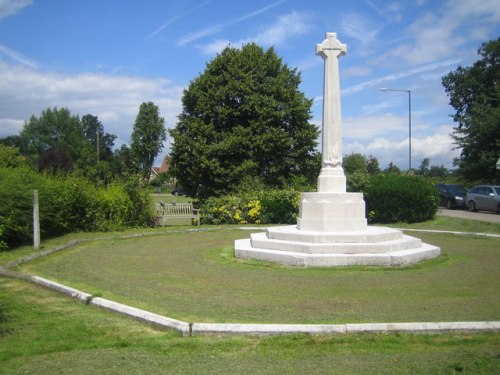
259,190,301,224
200,189,300,225
364,173,439,223
346,171,370,193
0,168,153,250
0,167,41,248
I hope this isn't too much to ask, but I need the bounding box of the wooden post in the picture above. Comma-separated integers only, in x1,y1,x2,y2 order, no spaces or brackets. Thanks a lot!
33,190,40,250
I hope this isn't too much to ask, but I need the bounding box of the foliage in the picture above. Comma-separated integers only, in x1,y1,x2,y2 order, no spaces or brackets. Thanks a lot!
112,144,138,178
169,43,319,197
0,167,153,250
343,153,367,175
15,107,120,183
200,189,300,225
130,102,166,180
416,157,449,178
442,38,500,183
383,162,401,174
364,173,439,223
19,107,85,170
346,171,370,193
343,153,379,192
366,154,380,175
81,114,116,163
0,145,29,168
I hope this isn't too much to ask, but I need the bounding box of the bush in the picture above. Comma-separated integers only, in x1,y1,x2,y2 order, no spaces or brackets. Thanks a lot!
365,173,439,223
200,189,300,225
346,171,370,193
0,167,41,249
0,168,153,250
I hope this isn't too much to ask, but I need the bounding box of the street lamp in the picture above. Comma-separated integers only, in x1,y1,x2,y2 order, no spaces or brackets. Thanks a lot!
379,88,412,171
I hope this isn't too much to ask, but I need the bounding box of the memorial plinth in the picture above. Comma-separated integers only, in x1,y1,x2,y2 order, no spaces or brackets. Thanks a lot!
234,33,440,267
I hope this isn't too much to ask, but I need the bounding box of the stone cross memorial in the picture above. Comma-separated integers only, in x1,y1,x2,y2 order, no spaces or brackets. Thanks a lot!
316,32,346,192
234,32,441,267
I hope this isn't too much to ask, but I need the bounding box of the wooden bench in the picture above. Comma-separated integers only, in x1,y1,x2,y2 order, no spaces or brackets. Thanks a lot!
155,201,200,226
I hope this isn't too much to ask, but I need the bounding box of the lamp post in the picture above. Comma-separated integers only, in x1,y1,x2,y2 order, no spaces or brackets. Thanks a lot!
379,88,412,171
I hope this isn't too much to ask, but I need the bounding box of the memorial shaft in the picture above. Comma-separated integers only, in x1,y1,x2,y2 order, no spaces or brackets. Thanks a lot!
316,32,347,192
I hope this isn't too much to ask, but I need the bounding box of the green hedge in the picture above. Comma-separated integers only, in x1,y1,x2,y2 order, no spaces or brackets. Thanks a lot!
0,168,152,250
200,190,300,225
200,175,438,226
364,174,439,223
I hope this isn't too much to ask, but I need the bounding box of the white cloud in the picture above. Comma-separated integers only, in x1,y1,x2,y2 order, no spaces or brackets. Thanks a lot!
342,116,458,168
146,0,212,40
177,0,287,46
342,65,372,79
340,12,380,45
197,11,310,55
0,118,24,135
296,56,321,72
0,0,32,20
0,44,38,68
343,114,406,139
376,0,500,66
254,11,309,46
200,39,232,55
341,58,460,95
0,62,184,150
366,0,403,22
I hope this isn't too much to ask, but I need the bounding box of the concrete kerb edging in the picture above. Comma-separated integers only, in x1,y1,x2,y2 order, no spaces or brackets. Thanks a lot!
3,270,500,336
395,228,500,238
90,297,191,336
2,227,500,336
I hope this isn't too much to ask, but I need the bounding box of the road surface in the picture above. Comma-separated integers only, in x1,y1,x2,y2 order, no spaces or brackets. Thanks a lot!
438,208,500,224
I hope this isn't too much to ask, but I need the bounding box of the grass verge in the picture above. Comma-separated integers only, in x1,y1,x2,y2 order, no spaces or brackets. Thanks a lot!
1,278,499,374
12,226,500,324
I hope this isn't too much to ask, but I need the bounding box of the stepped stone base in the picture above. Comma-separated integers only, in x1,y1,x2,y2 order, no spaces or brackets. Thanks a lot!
234,225,440,267
234,190,441,267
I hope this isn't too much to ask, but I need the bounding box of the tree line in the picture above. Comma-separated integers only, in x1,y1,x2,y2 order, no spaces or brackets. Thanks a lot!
2,38,498,194
0,102,165,183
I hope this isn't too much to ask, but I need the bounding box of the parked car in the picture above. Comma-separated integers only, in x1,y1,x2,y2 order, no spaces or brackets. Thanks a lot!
171,187,185,196
435,184,467,209
465,185,500,214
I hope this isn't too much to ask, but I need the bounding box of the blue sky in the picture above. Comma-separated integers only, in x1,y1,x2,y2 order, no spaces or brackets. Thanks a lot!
0,0,498,169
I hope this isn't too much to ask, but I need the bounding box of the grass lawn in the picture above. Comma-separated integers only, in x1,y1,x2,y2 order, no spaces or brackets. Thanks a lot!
11,225,500,325
1,216,500,373
1,278,499,374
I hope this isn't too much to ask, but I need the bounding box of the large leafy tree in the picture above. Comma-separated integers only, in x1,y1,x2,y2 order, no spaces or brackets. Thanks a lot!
16,108,119,178
81,114,116,162
442,38,500,183
130,102,166,180
19,107,85,171
169,43,319,197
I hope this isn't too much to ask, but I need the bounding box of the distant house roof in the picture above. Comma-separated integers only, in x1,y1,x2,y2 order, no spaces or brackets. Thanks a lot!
150,158,170,179
159,158,169,173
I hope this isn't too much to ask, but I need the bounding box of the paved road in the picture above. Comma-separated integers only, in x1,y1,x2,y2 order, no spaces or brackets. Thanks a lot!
438,208,500,224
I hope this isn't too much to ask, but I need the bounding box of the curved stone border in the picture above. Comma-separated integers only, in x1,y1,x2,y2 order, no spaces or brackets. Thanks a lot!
1,268,499,336
1,227,499,336
395,228,500,238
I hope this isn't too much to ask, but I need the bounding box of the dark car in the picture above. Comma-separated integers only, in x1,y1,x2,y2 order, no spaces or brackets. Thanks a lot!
435,184,467,209
465,185,500,214
171,187,185,196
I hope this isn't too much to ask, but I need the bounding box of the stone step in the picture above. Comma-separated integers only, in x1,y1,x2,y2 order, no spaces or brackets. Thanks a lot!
251,232,421,254
266,225,403,243
234,238,441,267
